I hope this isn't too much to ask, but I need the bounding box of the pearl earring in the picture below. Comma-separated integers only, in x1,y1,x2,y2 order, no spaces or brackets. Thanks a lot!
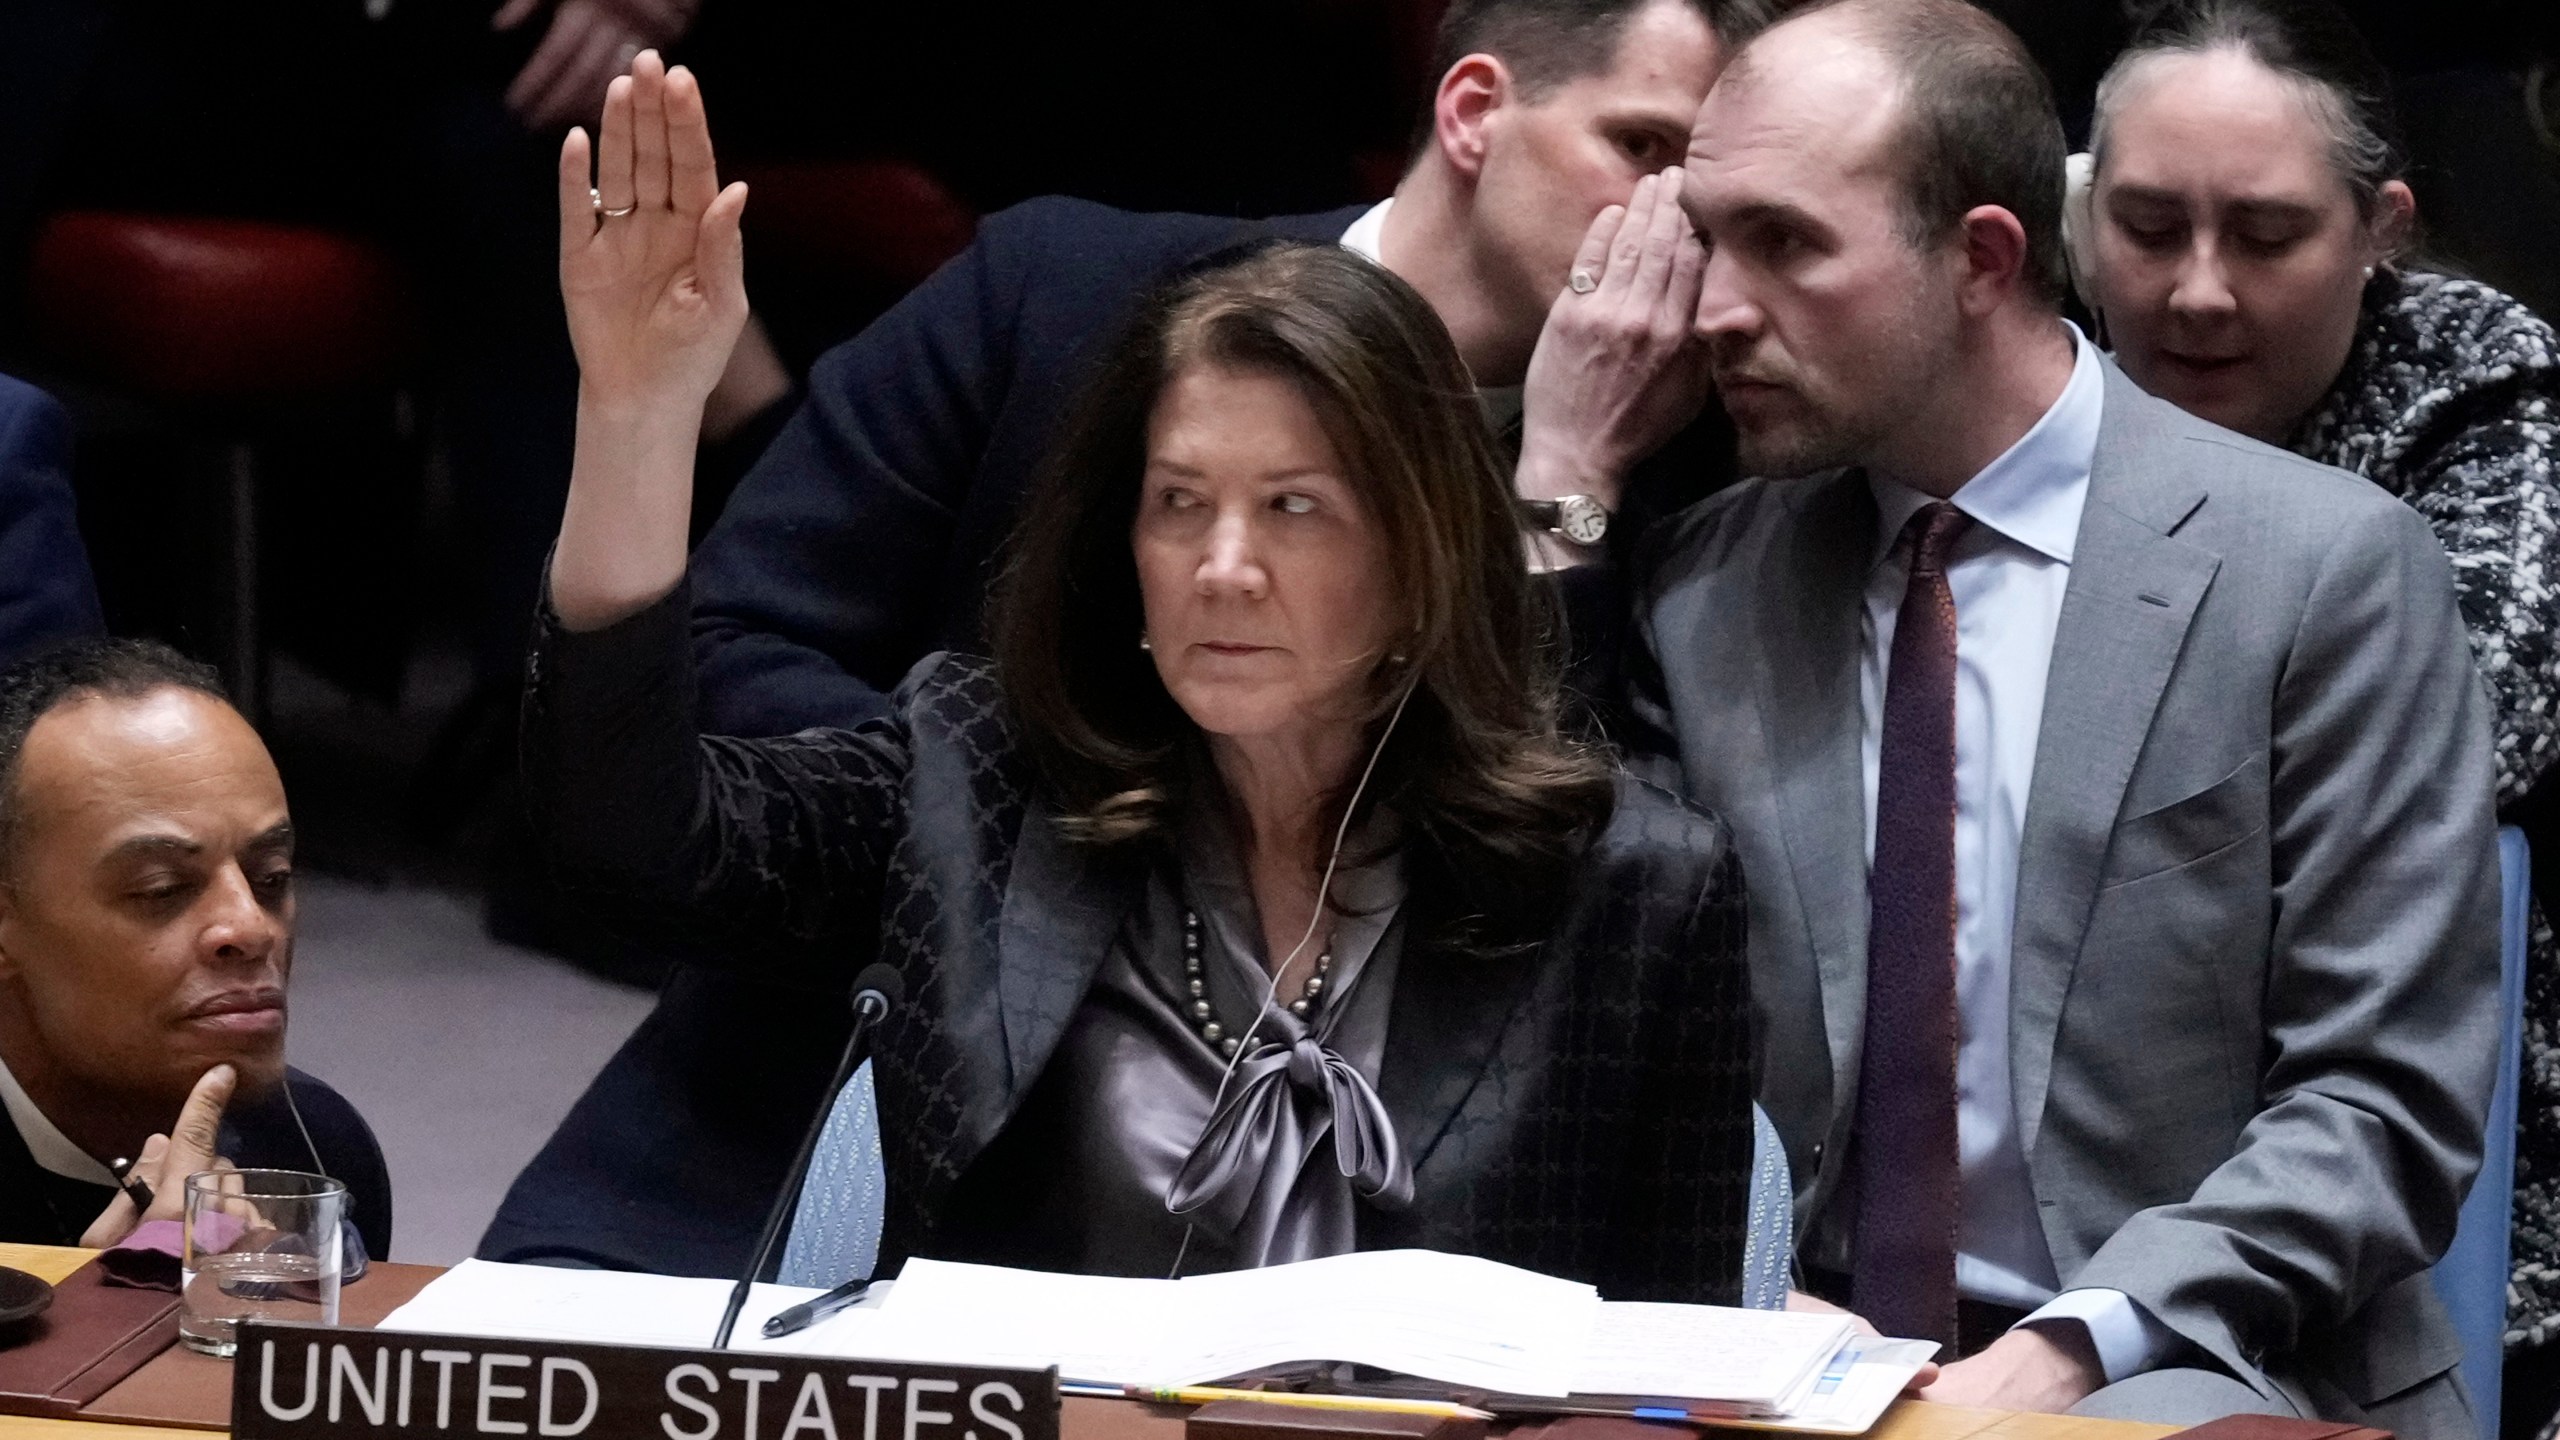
1138,633,1152,653
2362,265,2376,280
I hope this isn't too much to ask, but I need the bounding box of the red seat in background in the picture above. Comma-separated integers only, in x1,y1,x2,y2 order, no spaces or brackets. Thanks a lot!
28,212,414,402
24,211,419,714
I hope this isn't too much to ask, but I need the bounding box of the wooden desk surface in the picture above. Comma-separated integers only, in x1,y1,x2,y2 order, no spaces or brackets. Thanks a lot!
0,1246,2178,1440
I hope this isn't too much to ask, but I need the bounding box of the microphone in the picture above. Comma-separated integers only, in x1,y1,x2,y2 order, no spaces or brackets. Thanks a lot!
713,962,905,1348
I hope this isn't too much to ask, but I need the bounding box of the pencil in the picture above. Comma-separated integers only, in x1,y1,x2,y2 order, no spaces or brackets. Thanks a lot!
1122,1385,1497,1420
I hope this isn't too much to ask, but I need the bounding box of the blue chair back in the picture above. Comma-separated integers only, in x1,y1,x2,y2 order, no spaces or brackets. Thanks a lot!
1743,1103,1795,1310
2430,826,2529,1439
779,1059,885,1287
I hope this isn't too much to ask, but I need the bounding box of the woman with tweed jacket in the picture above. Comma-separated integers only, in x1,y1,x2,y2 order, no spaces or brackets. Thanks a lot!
2070,0,2560,1413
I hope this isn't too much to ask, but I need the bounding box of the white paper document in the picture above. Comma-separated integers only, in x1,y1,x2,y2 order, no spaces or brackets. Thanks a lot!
380,1253,1904,1429
378,1260,844,1353
1563,1301,1854,1411
1714,1337,1942,1435
871,1250,1599,1395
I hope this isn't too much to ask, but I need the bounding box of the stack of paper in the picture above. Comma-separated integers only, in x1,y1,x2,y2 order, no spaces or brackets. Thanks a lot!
873,1251,1598,1395
380,1253,1932,1433
1559,1301,1854,1414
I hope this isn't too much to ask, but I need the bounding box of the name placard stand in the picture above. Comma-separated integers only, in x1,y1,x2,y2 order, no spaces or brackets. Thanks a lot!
230,1323,1059,1440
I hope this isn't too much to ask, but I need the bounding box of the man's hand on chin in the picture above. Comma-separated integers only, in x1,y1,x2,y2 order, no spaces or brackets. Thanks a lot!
1915,1325,2105,1414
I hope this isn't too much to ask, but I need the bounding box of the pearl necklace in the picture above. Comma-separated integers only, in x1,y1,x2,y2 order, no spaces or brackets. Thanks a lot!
1182,907,1332,1058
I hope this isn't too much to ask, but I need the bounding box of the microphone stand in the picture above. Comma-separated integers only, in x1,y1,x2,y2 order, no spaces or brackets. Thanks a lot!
713,962,904,1348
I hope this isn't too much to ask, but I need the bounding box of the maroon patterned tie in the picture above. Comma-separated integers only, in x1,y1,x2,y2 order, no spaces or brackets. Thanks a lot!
1852,501,1969,1348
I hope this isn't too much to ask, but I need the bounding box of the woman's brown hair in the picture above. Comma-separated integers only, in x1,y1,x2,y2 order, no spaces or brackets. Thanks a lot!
990,242,1614,954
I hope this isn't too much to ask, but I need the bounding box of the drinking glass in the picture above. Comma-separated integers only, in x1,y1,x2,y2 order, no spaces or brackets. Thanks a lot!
179,1169,347,1357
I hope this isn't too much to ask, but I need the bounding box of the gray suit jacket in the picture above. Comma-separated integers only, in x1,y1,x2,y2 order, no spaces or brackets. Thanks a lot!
1628,362,2501,1433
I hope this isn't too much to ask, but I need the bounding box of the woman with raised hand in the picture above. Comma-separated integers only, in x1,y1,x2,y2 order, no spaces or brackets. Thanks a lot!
2074,0,2560,1410
526,52,1753,1294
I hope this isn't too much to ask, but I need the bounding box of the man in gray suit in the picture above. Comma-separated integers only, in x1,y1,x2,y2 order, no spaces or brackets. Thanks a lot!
1630,0,2500,1429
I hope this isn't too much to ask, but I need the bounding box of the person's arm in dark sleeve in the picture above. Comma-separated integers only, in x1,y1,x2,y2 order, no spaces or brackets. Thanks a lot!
0,376,105,666
525,577,922,971
534,59,919,972
687,208,1032,737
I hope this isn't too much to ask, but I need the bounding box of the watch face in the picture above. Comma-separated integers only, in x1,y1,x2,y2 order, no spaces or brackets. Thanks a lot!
1559,496,1609,546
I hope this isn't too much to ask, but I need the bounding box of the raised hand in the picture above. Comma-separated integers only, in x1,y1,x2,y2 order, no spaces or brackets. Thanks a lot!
556,50,748,412
548,49,749,632
80,1064,237,1247
1516,167,1715,529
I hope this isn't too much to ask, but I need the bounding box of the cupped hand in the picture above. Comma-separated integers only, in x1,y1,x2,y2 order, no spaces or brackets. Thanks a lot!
1516,166,1716,512
80,1065,237,1248
556,50,749,413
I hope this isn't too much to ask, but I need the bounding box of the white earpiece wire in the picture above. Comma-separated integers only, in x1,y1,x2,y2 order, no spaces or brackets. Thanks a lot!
1165,677,1416,1277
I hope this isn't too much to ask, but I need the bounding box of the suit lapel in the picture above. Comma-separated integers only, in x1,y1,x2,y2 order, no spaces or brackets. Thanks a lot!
2010,370,2218,1154
1755,471,1881,1126
995,799,1137,1104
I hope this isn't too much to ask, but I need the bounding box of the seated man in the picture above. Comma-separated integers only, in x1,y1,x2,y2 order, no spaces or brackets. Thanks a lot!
487,0,1772,1276
1633,0,2495,1430
0,373,106,667
0,640,390,1256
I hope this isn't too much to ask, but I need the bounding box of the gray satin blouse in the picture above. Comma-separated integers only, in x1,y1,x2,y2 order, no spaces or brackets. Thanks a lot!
1017,804,1412,1276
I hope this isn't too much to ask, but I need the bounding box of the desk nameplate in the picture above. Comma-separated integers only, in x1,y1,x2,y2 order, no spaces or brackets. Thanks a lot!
228,1324,1057,1440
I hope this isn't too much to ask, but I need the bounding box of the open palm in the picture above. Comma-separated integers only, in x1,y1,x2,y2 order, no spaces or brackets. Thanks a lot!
556,51,748,410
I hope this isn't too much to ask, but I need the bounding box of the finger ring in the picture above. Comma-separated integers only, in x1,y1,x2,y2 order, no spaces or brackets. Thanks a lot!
109,1156,155,1213
590,187,639,219
1568,269,1598,295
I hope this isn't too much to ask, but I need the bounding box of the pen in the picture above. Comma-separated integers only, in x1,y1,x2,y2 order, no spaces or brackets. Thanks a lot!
760,1279,874,1339
1122,1386,1496,1420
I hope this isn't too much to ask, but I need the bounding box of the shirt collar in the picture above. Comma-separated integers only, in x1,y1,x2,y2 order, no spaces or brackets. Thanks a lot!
0,1048,117,1186
1338,199,1393,264
1869,322,2103,569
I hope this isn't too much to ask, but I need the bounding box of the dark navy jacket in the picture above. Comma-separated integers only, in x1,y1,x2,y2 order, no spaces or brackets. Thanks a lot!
0,374,105,668
483,196,1735,1277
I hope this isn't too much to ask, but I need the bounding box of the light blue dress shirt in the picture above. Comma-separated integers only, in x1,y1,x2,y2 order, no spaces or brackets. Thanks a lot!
1858,326,2175,1384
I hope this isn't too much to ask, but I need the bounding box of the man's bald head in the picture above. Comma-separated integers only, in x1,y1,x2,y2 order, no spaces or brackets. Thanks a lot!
1716,0,2069,305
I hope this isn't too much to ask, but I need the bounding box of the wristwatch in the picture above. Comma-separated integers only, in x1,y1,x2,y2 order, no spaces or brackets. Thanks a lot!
1517,494,1611,546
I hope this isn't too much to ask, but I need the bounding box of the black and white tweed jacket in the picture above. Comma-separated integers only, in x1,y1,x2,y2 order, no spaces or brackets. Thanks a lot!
2287,268,2560,1348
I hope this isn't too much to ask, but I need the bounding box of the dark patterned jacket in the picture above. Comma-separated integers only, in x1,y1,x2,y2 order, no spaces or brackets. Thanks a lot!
2284,270,2560,1349
520,584,1757,1302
